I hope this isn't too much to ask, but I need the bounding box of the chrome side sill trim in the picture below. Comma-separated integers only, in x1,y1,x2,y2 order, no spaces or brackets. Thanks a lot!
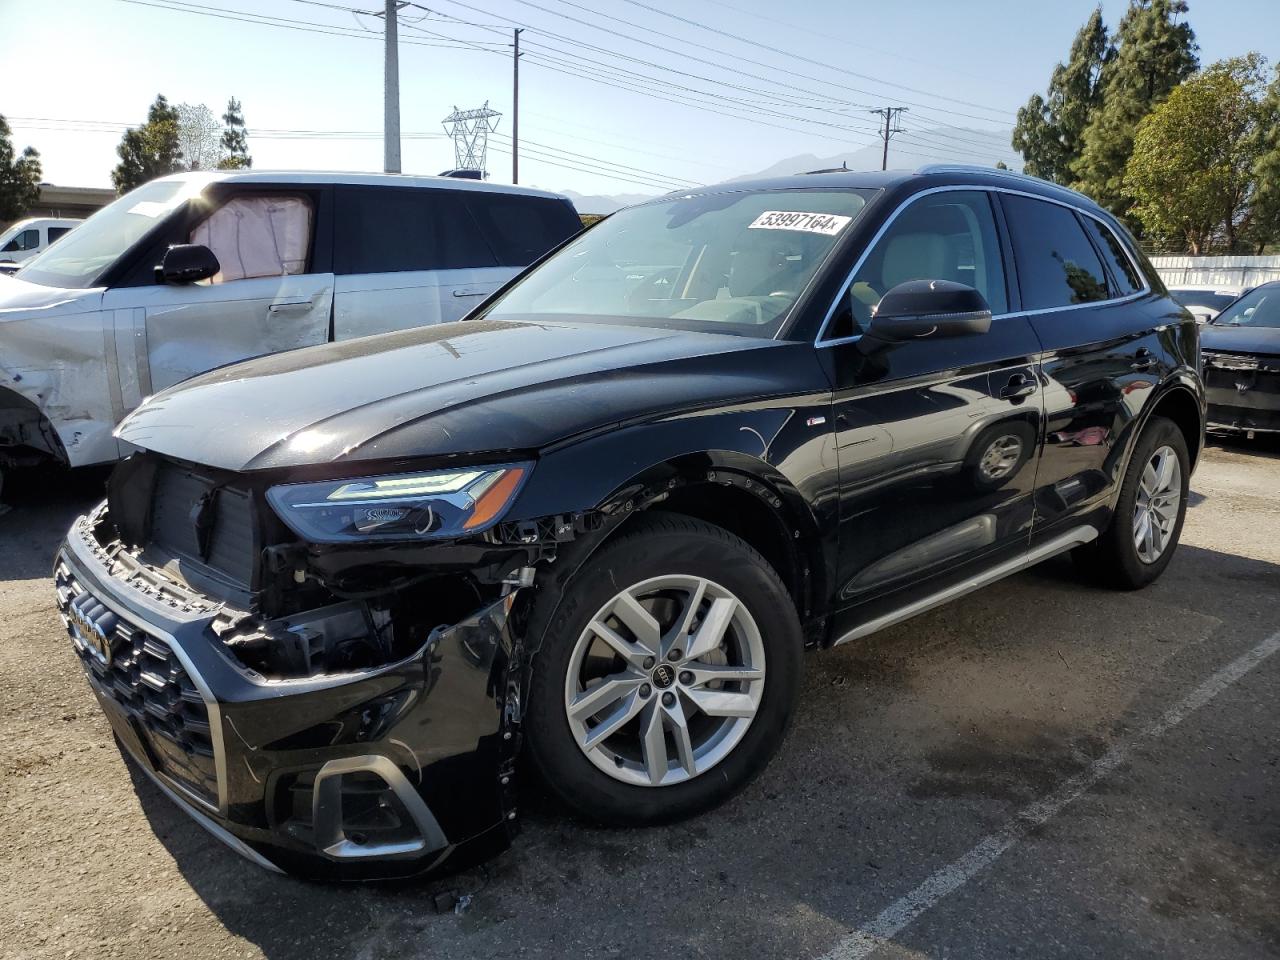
135,760,285,874
832,526,1099,646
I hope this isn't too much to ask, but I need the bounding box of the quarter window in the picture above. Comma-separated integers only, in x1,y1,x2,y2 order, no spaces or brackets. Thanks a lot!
1081,216,1142,296
464,193,581,267
334,187,497,274
1002,194,1110,309
827,190,1007,340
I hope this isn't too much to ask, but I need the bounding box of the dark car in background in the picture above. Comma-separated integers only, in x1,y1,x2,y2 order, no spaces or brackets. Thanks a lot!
52,164,1203,880
1200,281,1280,435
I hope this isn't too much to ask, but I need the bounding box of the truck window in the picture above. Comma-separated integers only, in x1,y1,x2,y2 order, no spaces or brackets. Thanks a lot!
465,194,582,267
2,228,40,252
189,195,314,283
334,187,497,274
46,227,72,244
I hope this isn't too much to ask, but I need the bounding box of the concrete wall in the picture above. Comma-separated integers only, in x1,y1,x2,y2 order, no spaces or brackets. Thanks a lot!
1151,255,1280,289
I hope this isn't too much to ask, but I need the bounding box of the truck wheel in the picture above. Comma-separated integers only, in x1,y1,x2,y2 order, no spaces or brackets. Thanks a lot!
523,513,802,825
1082,416,1189,590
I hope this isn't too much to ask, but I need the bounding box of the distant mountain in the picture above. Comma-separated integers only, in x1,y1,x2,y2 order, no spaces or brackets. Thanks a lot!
561,189,658,215
732,127,1018,181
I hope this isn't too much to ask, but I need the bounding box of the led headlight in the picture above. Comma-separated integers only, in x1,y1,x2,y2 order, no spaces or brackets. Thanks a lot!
266,463,530,543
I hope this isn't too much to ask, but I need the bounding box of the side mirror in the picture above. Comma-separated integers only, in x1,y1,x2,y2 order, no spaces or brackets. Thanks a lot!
156,244,219,284
867,279,992,341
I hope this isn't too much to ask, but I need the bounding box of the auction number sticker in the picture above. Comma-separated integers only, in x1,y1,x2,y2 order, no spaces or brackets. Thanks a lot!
748,210,852,235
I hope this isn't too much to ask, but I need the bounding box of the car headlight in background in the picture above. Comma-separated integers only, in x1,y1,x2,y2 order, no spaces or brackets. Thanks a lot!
267,463,530,543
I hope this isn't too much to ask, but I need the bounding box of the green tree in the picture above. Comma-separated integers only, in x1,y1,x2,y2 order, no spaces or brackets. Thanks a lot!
1243,65,1280,253
1012,7,1110,184
217,97,252,170
1073,0,1198,221
111,94,183,194
0,115,42,223
1124,56,1270,253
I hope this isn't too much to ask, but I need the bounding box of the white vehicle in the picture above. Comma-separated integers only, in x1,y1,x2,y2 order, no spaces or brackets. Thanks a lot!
0,171,580,484
1167,284,1247,324
0,217,81,267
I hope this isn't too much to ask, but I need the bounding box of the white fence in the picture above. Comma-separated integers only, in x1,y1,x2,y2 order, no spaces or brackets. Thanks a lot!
1150,255,1280,289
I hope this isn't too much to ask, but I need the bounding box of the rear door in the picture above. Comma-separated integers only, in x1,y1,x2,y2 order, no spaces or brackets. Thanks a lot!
822,188,1044,617
997,193,1164,534
332,186,507,339
101,188,333,394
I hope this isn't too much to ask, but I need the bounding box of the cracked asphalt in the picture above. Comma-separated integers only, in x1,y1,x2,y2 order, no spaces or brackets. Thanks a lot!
1,436,1277,960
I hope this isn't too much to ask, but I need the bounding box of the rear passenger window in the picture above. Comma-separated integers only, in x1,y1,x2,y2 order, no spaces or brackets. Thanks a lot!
1081,216,1142,296
465,194,581,267
46,227,71,244
335,188,497,274
1002,195,1110,309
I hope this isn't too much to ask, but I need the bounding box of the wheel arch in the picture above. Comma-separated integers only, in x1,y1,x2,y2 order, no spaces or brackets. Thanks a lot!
1145,381,1204,470
0,385,69,468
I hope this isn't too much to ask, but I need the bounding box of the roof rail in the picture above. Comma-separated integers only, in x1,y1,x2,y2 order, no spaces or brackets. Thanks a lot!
915,163,1098,207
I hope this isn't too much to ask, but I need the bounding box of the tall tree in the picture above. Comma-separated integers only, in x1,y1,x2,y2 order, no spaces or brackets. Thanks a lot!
0,115,42,223
217,97,252,170
176,103,222,171
112,95,183,194
1073,0,1198,220
1244,65,1280,253
1124,56,1270,254
1011,8,1110,184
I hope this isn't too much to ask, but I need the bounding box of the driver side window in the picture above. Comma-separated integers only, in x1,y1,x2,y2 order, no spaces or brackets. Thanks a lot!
827,191,1008,341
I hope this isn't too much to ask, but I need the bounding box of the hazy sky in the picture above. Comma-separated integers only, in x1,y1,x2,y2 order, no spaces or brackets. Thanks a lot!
1,0,1273,196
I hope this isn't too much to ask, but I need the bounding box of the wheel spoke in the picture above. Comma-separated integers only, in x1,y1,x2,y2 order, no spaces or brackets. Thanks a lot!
666,578,708,658
1133,509,1150,543
1140,461,1158,498
568,673,643,721
684,595,737,661
1154,450,1175,493
666,698,697,776
640,701,668,784
685,687,758,718
589,619,652,669
583,689,646,750
683,663,764,686
1143,516,1157,558
610,592,663,656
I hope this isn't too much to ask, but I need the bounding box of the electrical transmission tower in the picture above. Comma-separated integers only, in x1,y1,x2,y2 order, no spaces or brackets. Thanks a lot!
441,103,502,177
868,107,908,170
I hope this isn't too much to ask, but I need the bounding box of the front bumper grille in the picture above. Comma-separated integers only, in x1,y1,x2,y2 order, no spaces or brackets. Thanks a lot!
1202,351,1280,432
54,560,220,808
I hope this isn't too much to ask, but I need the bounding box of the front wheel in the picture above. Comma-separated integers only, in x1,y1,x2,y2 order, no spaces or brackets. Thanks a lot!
1081,416,1190,589
522,514,802,825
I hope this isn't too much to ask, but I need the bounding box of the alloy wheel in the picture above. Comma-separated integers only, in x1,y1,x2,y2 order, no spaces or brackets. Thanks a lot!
563,575,766,788
1133,444,1181,564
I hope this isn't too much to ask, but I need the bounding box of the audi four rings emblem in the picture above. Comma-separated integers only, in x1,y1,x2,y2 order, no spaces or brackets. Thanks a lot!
66,595,116,666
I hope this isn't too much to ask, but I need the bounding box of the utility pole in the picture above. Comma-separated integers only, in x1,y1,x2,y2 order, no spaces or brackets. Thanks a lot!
512,27,523,184
869,107,908,170
377,0,405,173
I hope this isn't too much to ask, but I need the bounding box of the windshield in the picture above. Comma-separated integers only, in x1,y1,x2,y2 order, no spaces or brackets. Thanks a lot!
17,178,206,288
1170,289,1237,312
1212,286,1280,328
484,188,874,337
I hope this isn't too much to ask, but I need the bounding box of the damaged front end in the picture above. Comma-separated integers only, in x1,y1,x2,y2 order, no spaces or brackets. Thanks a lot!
53,452,600,879
1202,350,1280,434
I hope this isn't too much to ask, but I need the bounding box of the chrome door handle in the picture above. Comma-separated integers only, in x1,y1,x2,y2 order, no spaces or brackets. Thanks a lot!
999,374,1038,400
268,299,313,314
452,288,487,298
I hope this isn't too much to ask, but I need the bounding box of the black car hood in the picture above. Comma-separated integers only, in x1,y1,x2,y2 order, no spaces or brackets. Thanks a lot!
117,319,789,471
1200,324,1280,356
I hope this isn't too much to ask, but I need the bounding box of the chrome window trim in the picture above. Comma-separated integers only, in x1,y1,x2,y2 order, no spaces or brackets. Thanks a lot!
814,184,1153,347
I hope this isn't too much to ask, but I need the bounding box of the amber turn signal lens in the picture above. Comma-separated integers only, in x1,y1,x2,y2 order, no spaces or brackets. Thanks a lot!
463,468,526,529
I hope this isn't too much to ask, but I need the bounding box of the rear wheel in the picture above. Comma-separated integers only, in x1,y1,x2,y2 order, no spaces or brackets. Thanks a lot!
523,514,802,825
1080,416,1189,589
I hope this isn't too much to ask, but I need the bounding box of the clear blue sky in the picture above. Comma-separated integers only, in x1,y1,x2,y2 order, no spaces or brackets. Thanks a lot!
0,0,1274,196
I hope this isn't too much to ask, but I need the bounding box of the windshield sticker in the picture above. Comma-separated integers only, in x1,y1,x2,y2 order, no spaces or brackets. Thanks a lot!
128,200,173,218
748,210,852,236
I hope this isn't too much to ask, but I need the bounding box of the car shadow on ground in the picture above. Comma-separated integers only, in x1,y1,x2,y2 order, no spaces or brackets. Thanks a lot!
116,542,1280,960
0,466,107,581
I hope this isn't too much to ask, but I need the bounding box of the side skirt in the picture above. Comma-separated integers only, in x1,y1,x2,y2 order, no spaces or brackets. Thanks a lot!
832,526,1099,646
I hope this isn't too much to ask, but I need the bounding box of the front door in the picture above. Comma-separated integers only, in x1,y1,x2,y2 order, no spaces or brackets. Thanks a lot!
102,191,333,395
819,189,1044,626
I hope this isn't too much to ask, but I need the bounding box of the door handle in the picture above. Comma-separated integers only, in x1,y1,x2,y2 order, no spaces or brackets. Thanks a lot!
268,299,313,314
452,288,487,298
999,374,1038,401
1131,348,1157,371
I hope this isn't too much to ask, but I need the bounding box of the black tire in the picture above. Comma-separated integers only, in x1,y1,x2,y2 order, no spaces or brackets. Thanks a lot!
1080,416,1190,590
522,513,803,826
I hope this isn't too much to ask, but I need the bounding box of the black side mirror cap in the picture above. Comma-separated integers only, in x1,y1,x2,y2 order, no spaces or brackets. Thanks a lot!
156,244,220,284
867,279,993,341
